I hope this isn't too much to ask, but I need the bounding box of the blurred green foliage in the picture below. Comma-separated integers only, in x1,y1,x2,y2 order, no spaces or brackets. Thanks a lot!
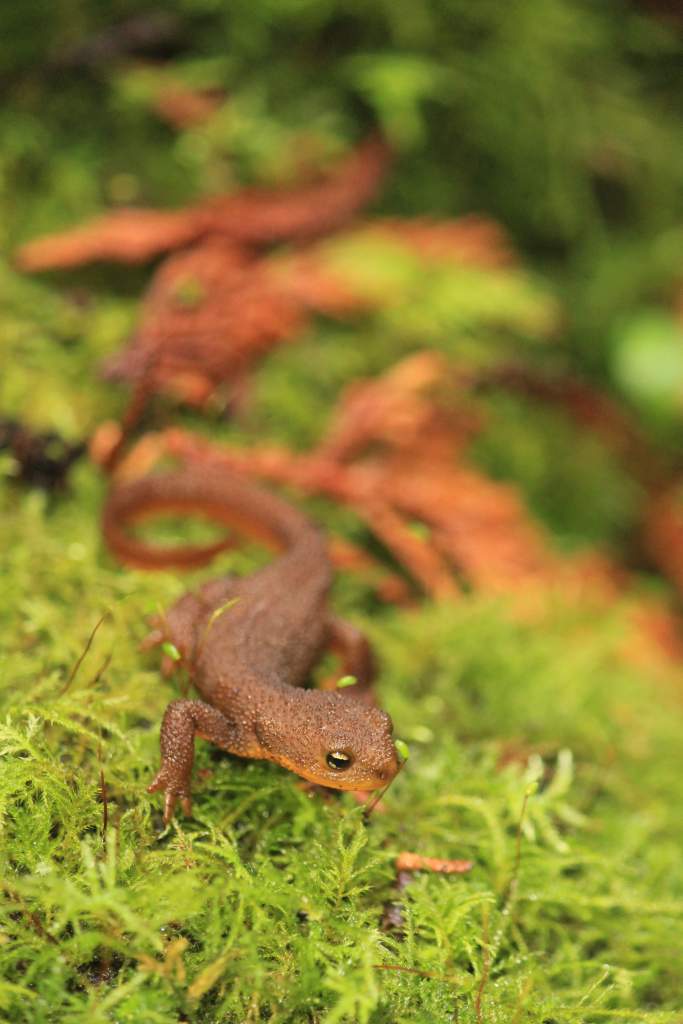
1,1,681,346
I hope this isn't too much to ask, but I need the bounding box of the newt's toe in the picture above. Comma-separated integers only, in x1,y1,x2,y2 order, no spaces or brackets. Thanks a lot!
148,770,193,824
163,790,177,825
147,771,165,794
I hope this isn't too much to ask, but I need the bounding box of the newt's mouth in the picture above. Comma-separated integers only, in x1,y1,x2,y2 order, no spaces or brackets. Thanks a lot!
271,751,396,791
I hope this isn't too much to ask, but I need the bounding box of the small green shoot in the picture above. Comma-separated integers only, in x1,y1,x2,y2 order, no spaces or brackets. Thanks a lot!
194,597,241,665
395,738,410,762
161,642,182,662
336,675,358,688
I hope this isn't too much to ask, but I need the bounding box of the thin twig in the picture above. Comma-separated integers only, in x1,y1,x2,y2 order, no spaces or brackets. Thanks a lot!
372,963,459,984
363,757,406,821
507,782,537,903
59,613,108,695
100,769,109,846
4,886,57,945
89,652,112,688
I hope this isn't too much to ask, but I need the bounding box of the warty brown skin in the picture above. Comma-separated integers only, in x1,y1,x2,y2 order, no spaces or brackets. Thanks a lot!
102,464,398,822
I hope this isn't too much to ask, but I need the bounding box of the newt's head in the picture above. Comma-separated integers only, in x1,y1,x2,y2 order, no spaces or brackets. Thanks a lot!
255,690,399,791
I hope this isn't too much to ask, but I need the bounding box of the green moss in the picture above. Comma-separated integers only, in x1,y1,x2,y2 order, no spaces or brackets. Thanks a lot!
3,478,683,1020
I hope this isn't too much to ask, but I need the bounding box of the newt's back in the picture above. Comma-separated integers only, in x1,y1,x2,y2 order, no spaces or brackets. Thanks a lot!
193,533,332,697
103,461,333,691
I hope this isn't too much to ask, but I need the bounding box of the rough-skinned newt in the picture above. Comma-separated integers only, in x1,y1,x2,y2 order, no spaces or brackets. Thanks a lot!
102,464,398,822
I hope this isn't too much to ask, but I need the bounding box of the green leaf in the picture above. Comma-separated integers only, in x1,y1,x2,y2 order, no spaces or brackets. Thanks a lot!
161,642,181,662
336,675,358,688
395,738,410,762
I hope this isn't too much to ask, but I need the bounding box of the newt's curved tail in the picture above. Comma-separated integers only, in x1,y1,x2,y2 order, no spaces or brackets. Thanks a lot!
102,462,327,571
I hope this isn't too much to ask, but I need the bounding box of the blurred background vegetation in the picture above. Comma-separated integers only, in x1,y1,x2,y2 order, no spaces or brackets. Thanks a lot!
2,0,682,394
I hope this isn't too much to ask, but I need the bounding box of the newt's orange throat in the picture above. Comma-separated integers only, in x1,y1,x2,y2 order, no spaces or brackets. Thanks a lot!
103,463,398,822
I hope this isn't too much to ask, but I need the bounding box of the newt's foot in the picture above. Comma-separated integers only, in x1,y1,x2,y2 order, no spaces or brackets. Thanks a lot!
148,769,193,824
150,699,236,823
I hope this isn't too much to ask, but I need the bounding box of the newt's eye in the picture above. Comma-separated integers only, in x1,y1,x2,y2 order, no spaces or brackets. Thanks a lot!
326,751,353,771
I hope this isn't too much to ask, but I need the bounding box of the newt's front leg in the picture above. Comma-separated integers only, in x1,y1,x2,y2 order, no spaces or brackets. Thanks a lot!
148,699,239,824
